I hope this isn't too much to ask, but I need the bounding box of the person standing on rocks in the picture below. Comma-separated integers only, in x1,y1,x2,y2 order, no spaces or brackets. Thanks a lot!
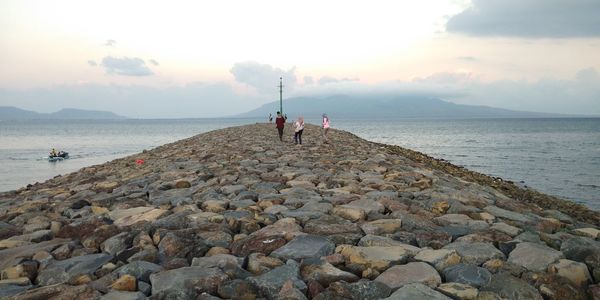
275,111,285,141
322,113,330,142
293,116,305,145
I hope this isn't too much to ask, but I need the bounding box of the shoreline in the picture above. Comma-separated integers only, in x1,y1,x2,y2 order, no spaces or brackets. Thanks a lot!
1,123,599,299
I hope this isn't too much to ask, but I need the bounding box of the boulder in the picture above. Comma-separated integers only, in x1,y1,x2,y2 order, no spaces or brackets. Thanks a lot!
414,249,461,272
325,280,392,300
300,258,359,287
149,267,229,299
442,263,492,288
384,282,451,300
548,259,592,287
247,260,307,300
271,235,335,261
436,282,478,300
117,261,163,282
336,245,410,272
443,242,505,265
36,253,113,286
375,262,442,290
480,272,542,300
217,279,258,300
508,242,563,272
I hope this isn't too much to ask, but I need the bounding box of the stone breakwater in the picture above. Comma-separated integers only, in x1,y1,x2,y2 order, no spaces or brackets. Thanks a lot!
1,123,600,299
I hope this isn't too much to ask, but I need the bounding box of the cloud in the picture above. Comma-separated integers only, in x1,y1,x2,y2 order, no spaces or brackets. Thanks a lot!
413,71,473,85
318,76,360,85
87,60,97,67
303,76,314,85
148,59,159,66
456,56,478,62
230,61,297,94
101,56,153,76
446,0,600,38
104,39,116,46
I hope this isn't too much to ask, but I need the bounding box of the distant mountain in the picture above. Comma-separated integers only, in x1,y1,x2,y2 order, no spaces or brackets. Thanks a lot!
0,106,126,120
236,95,566,119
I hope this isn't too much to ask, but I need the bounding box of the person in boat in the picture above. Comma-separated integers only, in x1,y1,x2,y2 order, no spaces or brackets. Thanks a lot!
50,148,57,157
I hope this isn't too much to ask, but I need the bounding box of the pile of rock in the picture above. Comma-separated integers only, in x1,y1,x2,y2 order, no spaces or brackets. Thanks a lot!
0,123,599,299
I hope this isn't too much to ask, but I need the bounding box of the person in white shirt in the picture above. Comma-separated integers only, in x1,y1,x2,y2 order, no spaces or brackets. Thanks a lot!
322,113,330,142
293,116,305,145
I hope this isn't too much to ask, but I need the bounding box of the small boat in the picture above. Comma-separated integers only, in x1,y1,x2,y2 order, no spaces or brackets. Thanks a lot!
48,151,69,162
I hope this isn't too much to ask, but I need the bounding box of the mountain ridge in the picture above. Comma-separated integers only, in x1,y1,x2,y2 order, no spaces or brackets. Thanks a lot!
235,94,570,119
0,106,126,120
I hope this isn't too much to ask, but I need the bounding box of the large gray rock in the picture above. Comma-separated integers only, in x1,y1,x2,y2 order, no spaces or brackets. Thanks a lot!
191,254,243,269
300,258,359,287
325,280,392,300
443,241,505,265
101,291,147,300
481,272,543,300
0,238,70,271
384,282,451,300
375,262,442,290
508,242,563,272
442,263,491,288
271,235,335,261
117,261,163,283
37,253,113,285
483,206,535,223
149,267,229,299
248,260,307,300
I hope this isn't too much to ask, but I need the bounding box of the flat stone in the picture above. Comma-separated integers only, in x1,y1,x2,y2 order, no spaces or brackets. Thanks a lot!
490,222,522,237
337,245,410,272
548,259,592,287
271,235,335,261
117,261,163,282
443,242,505,265
481,272,542,300
375,262,442,290
101,291,147,300
434,214,488,230
508,242,563,272
300,258,359,287
414,249,461,272
325,280,392,300
247,260,307,300
149,267,229,299
360,219,402,235
483,206,535,223
442,263,492,288
385,282,451,300
191,254,242,269
573,228,600,239
436,282,478,300
36,253,113,285
110,207,168,227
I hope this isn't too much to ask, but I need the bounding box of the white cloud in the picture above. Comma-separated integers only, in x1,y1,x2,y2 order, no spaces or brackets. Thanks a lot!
230,61,296,94
101,56,153,76
447,0,600,38
87,60,97,67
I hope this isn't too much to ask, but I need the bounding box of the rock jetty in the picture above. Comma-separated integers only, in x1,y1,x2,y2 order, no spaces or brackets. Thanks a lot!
1,123,599,299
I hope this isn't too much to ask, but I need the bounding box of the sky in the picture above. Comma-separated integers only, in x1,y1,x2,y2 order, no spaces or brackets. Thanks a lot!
1,0,599,118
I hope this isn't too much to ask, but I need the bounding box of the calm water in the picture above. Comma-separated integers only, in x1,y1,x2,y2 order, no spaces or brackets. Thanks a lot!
1,118,599,210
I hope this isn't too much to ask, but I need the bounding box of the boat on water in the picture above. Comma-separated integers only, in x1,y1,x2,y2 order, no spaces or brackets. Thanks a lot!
48,151,69,162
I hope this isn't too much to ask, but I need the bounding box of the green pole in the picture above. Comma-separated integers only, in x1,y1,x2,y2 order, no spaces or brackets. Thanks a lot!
279,77,283,114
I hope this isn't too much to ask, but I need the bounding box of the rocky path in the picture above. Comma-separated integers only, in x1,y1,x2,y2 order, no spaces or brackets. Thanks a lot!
1,123,600,299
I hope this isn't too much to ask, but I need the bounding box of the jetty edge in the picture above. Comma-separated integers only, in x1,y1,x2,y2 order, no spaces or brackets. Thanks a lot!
0,123,598,299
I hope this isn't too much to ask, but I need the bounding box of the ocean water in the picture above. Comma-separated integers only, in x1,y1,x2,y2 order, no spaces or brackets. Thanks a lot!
1,118,599,210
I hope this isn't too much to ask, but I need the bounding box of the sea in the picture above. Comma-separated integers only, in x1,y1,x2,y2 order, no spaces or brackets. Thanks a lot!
1,118,599,210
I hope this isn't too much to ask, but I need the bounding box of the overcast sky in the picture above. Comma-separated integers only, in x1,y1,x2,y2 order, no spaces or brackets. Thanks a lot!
1,0,599,118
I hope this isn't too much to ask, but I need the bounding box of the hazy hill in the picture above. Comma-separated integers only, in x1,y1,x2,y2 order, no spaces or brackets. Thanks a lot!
236,95,563,119
0,106,126,120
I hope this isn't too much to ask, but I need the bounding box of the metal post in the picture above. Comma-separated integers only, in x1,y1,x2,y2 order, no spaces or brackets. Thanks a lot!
279,77,283,114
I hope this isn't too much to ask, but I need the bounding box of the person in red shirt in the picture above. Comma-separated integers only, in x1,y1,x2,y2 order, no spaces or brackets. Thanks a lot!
275,111,285,141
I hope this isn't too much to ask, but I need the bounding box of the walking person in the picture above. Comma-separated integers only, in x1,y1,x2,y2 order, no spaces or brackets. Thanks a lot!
294,116,305,145
275,111,285,141
322,113,330,142
269,113,273,123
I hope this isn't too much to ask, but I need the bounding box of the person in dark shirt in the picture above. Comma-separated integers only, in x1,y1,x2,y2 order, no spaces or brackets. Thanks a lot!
275,111,285,141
